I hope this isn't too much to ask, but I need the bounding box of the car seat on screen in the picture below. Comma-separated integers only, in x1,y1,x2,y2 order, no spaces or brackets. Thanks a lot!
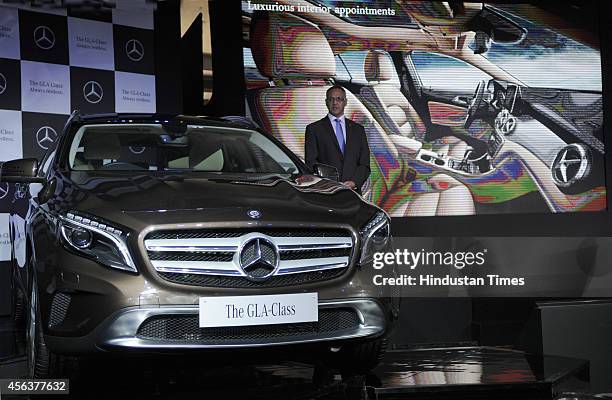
247,11,474,216
359,50,469,159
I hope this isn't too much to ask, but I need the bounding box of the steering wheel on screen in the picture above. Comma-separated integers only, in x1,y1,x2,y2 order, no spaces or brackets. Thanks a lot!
464,80,486,129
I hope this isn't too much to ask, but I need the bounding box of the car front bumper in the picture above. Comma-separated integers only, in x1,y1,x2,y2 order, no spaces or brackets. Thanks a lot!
44,298,387,354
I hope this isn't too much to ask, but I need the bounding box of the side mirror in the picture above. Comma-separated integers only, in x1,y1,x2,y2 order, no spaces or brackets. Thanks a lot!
0,158,45,183
313,163,339,181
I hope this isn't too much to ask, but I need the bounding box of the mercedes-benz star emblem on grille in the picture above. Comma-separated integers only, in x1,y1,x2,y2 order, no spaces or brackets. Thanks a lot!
0,183,9,200
36,126,58,150
552,143,591,187
83,81,103,104
247,210,261,219
34,26,55,50
0,73,6,95
125,39,144,62
239,237,279,281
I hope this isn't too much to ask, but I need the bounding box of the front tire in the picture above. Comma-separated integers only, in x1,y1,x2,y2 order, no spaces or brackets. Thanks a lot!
11,275,25,327
27,277,51,378
27,279,77,378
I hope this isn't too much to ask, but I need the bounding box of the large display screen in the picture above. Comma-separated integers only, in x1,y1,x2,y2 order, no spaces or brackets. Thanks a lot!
241,1,605,217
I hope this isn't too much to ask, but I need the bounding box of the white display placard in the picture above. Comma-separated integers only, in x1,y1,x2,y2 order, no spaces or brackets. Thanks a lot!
199,293,319,328
0,109,22,161
114,71,156,113
21,61,70,115
68,17,114,70
0,7,20,60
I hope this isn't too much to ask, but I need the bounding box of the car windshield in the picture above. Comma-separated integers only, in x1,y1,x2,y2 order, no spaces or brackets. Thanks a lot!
67,124,300,175
481,6,602,91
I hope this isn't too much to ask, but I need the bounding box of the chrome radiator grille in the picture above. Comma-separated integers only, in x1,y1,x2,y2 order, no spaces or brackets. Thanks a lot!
144,228,354,287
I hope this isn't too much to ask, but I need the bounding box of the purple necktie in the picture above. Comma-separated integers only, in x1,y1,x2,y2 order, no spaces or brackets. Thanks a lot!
334,118,345,154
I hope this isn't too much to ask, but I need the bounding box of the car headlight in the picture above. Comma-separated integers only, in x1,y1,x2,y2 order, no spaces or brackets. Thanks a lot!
359,211,391,264
59,212,137,273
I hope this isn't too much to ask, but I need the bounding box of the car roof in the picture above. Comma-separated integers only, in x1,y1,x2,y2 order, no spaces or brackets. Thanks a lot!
74,113,255,130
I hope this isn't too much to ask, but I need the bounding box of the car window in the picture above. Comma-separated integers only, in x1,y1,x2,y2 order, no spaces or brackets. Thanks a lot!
243,47,270,89
67,124,299,175
243,47,256,69
410,51,491,92
481,7,601,91
334,55,352,82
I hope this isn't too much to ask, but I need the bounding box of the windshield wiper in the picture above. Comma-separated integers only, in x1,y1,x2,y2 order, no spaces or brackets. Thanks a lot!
156,174,185,182
233,173,292,182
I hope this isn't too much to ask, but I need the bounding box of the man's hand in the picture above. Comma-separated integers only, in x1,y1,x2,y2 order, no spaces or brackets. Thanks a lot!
342,180,356,190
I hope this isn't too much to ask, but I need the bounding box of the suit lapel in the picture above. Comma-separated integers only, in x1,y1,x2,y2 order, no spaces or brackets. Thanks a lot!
324,117,344,160
344,119,352,158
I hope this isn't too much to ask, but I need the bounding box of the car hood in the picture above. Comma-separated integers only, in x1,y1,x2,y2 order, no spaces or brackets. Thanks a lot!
57,172,377,230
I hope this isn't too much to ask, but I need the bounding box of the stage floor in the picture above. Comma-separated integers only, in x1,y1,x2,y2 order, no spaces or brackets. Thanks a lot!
0,318,591,399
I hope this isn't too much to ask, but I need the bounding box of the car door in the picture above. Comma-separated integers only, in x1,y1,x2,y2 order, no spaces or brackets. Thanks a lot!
408,51,491,128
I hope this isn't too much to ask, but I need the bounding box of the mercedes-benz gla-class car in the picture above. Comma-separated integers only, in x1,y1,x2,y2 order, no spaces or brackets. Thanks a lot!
4,112,397,378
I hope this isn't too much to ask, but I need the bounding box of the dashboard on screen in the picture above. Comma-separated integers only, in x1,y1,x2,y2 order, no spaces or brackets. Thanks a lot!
241,1,605,218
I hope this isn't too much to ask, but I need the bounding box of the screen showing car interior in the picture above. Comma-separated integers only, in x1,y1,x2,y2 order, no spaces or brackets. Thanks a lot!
242,1,605,217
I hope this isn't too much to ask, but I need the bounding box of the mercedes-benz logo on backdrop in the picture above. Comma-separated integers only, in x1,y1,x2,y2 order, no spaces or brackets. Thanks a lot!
83,81,103,104
239,237,279,281
33,26,56,50
125,39,144,62
0,73,6,95
36,126,58,150
129,146,146,154
0,183,9,200
552,143,591,187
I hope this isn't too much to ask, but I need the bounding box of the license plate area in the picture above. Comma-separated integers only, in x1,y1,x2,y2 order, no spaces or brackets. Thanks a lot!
199,293,318,328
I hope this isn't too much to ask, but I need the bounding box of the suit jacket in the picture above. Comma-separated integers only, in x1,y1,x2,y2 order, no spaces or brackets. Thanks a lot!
305,116,371,191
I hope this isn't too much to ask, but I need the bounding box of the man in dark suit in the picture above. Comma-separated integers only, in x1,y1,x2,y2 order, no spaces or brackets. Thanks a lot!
305,85,371,192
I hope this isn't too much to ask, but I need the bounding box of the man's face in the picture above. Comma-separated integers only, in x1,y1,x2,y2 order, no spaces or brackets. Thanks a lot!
326,88,347,118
